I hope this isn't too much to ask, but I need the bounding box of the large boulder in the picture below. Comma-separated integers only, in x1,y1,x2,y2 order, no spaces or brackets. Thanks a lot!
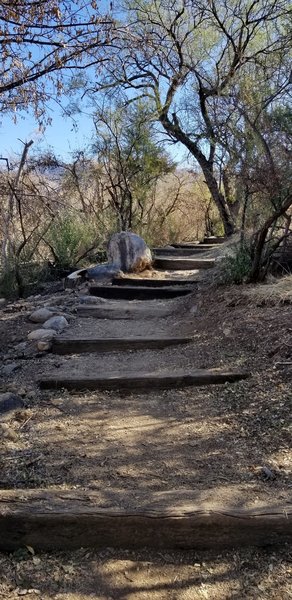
107,232,152,273
67,232,152,282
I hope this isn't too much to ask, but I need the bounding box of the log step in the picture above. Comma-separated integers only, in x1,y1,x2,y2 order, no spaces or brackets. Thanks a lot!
154,258,215,270
77,303,175,319
112,277,198,287
0,489,290,551
39,368,250,391
153,245,218,255
52,336,192,355
89,284,193,300
202,237,226,244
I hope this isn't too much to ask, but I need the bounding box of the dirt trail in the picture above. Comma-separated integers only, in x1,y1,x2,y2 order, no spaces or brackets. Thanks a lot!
0,254,291,599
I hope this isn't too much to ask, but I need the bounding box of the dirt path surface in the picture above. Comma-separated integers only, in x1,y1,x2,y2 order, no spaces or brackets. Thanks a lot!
0,270,291,598
0,546,292,600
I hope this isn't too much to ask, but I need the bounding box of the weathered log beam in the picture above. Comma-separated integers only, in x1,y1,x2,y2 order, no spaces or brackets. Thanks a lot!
52,336,192,354
89,285,193,300
112,277,198,287
39,369,250,391
0,489,290,551
154,258,215,270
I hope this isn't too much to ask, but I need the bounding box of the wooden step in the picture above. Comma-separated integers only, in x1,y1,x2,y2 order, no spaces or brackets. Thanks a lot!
0,489,290,551
154,257,215,270
171,242,200,248
153,246,217,256
39,368,250,391
52,336,192,354
112,277,198,287
89,284,193,300
77,303,176,319
203,237,226,244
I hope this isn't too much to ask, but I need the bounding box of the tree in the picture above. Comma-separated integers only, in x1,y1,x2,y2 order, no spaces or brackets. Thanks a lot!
0,0,113,119
93,0,290,237
92,100,175,230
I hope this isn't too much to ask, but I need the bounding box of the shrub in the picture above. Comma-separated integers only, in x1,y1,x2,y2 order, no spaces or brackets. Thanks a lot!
219,242,252,284
45,214,96,269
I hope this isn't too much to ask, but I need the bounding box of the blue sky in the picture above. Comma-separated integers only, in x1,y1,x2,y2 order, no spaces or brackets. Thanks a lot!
0,105,95,161
0,100,187,165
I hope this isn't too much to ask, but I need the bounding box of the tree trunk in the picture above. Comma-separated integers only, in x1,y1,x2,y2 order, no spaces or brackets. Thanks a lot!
247,194,292,283
159,114,235,237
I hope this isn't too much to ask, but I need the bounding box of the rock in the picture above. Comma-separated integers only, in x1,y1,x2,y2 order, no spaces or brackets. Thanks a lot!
67,263,122,283
37,340,52,352
14,342,27,353
28,329,57,341
1,362,21,376
107,232,152,273
79,295,107,304
0,392,24,416
0,298,7,308
42,316,68,332
29,308,55,323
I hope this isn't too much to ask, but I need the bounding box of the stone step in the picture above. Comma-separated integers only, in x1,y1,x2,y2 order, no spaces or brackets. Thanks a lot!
0,489,290,551
39,368,249,391
89,284,193,300
154,257,215,270
112,277,198,287
52,336,192,354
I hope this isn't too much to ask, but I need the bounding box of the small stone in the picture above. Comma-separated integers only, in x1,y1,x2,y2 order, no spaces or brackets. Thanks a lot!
261,466,276,481
0,298,7,308
0,392,24,416
28,329,57,341
1,362,21,376
29,308,55,323
14,342,27,353
37,340,52,352
79,295,107,304
2,426,18,441
42,316,68,332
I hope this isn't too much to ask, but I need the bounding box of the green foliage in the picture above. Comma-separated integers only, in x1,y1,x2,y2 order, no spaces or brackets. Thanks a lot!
93,100,175,230
0,261,50,299
219,243,252,285
46,214,96,269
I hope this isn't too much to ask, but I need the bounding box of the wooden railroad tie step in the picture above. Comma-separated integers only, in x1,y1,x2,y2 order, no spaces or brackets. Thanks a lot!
0,489,290,551
89,284,193,300
154,257,215,270
202,237,226,244
112,277,198,287
39,368,250,391
153,245,218,256
76,303,176,319
52,336,192,355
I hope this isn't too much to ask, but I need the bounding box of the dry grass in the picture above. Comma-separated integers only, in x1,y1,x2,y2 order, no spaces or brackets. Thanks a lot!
242,275,292,305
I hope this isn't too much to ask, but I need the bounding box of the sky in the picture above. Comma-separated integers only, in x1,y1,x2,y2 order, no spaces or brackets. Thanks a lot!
0,104,95,162
0,100,187,165
0,0,188,166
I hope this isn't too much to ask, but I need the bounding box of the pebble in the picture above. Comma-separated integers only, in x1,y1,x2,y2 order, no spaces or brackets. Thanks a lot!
27,329,57,341
42,316,68,332
1,362,21,376
14,342,27,353
0,424,18,441
79,295,107,304
37,340,52,352
0,392,24,416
